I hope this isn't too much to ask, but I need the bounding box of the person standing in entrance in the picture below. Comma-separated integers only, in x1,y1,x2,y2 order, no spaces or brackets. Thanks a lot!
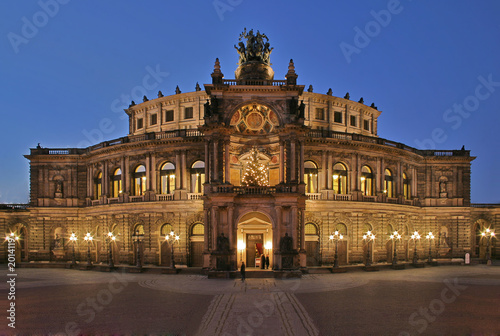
260,254,265,269
265,255,270,269
240,261,246,281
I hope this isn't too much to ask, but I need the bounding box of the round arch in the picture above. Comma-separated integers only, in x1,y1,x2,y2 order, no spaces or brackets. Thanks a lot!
236,211,273,269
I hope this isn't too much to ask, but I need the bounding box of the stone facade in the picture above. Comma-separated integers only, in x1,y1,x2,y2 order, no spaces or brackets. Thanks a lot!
1,34,498,267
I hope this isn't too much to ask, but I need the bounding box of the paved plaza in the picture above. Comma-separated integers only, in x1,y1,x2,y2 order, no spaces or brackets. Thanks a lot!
1,265,499,335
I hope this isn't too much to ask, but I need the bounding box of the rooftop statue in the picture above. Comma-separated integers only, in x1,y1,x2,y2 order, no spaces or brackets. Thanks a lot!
235,28,273,66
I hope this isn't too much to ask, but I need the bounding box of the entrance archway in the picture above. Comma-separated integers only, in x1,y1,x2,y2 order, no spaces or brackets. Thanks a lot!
237,212,273,269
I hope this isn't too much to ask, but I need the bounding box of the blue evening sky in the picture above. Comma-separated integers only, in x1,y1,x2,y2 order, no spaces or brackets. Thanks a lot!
0,0,499,203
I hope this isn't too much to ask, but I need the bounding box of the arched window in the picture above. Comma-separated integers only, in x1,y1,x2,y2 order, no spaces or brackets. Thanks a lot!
333,163,348,194
160,162,176,194
305,223,318,235
110,168,122,198
336,223,348,236
304,161,318,193
94,171,102,199
384,168,394,197
160,223,173,236
360,165,374,196
190,161,205,193
403,172,411,200
133,165,146,196
191,223,204,236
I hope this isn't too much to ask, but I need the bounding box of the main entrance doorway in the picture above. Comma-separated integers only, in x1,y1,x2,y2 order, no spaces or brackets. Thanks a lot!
237,211,273,269
246,234,263,267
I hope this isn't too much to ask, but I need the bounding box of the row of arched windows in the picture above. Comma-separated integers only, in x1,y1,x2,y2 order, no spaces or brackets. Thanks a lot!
304,161,411,199
94,161,206,198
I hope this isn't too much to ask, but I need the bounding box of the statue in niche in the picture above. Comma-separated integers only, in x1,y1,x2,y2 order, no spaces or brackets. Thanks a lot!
439,179,448,198
204,100,211,118
440,180,447,193
53,234,62,248
216,233,230,252
279,233,293,252
298,101,305,119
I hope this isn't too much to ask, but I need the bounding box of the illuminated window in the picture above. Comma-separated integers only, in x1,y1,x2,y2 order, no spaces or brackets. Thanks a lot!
190,161,205,193
160,224,173,236
110,168,122,198
360,165,373,196
191,224,204,236
305,223,318,235
304,161,318,193
94,171,102,199
384,169,394,197
403,172,411,200
133,165,146,196
333,163,348,194
160,162,175,194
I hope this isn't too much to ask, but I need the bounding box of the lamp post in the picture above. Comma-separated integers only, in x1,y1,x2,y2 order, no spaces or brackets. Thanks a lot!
411,231,421,264
107,232,116,268
69,233,77,266
132,230,144,269
389,231,401,266
84,233,93,266
329,231,344,268
363,231,375,267
481,228,496,264
165,230,180,269
426,232,435,263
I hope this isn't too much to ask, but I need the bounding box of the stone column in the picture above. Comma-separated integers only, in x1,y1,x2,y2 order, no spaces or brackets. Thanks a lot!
181,150,187,189
204,141,210,183
299,141,305,184
175,151,181,190
124,156,130,194
211,206,218,249
224,141,230,184
213,140,219,182
151,154,156,192
274,206,282,269
322,151,327,190
279,141,285,183
102,161,109,197
290,140,296,182
327,152,333,190
145,155,151,190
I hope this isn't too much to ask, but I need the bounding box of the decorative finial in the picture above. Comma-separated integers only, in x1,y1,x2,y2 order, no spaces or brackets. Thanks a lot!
129,100,136,107
370,102,377,110
195,82,201,91
285,59,298,85
308,85,313,93
143,95,148,102
175,86,181,94
211,58,224,85
344,92,350,100
214,58,221,72
158,91,163,98
358,97,364,104
327,88,333,96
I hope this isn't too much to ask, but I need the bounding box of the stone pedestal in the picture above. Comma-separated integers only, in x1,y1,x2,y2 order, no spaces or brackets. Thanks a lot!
235,61,274,82
391,264,405,270
331,267,347,273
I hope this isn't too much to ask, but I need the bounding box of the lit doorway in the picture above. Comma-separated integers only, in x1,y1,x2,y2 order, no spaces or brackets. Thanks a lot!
237,211,273,269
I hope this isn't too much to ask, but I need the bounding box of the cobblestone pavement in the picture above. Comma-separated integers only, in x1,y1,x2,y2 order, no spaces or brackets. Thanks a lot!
0,265,499,335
